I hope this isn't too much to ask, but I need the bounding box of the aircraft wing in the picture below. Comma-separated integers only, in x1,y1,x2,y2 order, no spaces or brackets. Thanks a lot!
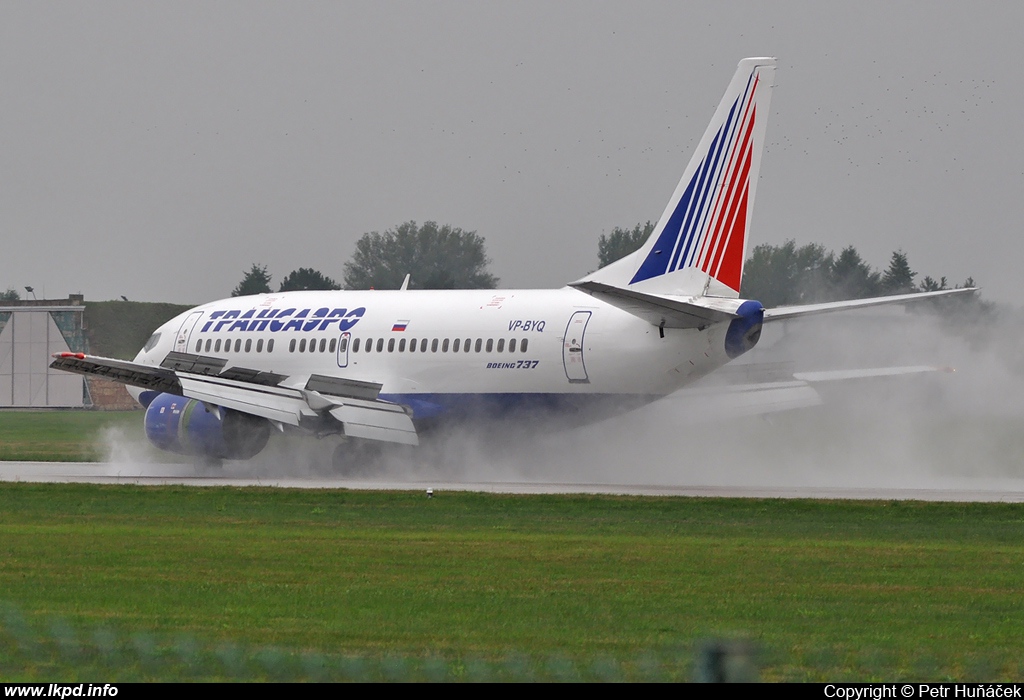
49,351,418,445
48,352,183,394
763,287,976,322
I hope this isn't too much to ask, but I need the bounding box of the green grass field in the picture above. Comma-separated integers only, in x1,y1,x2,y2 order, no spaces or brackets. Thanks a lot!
0,411,144,462
1,484,1022,681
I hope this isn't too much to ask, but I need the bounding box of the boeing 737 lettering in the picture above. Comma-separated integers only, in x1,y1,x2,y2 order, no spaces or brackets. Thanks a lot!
51,58,972,467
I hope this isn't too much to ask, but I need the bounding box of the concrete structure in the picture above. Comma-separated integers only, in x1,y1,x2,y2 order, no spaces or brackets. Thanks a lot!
0,295,87,407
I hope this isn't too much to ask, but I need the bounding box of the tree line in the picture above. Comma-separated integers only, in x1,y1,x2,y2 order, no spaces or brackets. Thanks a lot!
0,218,949,307
740,241,973,308
593,222,975,307
0,221,977,310
231,221,497,296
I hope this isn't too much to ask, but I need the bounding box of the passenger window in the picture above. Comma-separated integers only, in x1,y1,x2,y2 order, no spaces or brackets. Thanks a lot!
215,339,222,352
299,339,307,352
465,338,471,353
399,338,406,352
442,339,449,352
376,338,384,352
205,339,211,352
268,339,274,353
234,339,241,353
195,340,202,353
388,338,395,352
353,338,361,352
509,338,516,353
408,338,416,352
309,339,317,353
245,339,252,353
318,338,325,352
497,339,505,352
431,339,438,352
417,339,425,352
485,339,493,352
366,338,373,352
475,339,482,353
257,339,264,353
224,338,230,351
453,338,461,352
521,338,528,352
289,339,296,353
332,338,339,353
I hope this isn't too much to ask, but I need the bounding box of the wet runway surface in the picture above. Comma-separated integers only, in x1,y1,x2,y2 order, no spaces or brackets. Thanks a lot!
3,461,1024,502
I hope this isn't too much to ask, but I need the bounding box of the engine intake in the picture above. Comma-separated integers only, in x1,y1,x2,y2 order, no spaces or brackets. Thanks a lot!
144,393,270,460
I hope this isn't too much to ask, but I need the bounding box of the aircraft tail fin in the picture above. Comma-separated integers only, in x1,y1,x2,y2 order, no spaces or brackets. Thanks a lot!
576,57,776,298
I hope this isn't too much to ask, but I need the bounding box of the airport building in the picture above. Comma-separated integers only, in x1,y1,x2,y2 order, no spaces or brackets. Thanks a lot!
0,294,88,408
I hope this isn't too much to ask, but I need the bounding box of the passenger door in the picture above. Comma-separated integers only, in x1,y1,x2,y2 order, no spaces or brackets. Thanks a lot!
562,311,592,384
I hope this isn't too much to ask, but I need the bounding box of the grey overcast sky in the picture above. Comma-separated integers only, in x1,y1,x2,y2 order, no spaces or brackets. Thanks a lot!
1,1,1021,304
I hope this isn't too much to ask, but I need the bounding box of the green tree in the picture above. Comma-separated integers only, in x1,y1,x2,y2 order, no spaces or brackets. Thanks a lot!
742,240,972,307
597,222,654,269
0,288,20,303
279,268,341,292
231,264,273,297
919,275,948,292
740,240,833,307
343,221,498,290
881,250,917,294
830,246,881,300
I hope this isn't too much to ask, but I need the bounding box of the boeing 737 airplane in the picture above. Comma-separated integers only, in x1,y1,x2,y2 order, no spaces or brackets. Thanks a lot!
51,58,971,467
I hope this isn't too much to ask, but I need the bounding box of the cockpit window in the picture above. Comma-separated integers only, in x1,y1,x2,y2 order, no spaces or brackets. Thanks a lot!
142,332,161,353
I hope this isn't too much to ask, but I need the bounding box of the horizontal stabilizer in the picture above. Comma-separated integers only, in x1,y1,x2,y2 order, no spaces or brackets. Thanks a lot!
764,287,977,322
571,281,737,329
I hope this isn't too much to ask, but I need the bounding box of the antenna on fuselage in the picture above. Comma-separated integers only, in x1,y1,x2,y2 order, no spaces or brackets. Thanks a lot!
400,274,411,291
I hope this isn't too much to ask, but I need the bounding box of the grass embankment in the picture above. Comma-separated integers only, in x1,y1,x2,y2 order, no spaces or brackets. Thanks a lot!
84,301,191,359
0,411,142,461
1,485,1022,680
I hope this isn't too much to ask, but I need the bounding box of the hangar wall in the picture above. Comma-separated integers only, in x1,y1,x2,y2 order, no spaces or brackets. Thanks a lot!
0,302,87,408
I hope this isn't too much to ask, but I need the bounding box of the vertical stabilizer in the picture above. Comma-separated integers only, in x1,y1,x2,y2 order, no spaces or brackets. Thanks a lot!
577,58,776,298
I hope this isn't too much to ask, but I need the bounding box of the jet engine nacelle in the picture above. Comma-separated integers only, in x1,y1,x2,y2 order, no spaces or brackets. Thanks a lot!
143,393,271,460
724,300,765,359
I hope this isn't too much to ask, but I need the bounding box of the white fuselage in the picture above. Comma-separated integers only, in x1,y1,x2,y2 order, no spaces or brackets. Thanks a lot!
136,288,737,426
